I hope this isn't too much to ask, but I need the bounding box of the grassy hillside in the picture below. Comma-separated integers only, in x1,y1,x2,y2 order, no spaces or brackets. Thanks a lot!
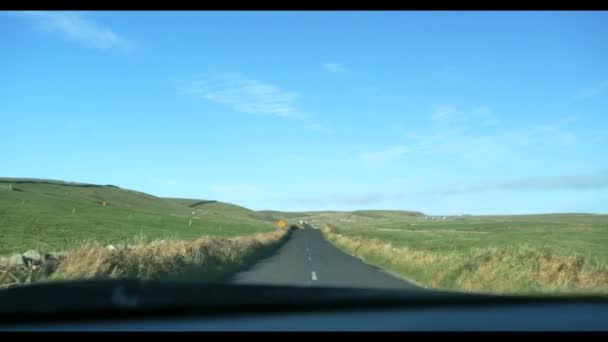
317,212,608,294
0,179,278,255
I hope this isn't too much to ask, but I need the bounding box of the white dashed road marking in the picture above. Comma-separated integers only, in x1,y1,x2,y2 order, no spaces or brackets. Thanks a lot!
311,271,317,281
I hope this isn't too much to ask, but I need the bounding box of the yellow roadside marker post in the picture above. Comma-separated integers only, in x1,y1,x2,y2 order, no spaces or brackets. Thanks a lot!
277,219,286,230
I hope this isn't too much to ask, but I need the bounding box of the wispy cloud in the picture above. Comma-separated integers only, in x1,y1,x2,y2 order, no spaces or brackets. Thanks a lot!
16,11,135,52
389,106,580,167
575,80,608,100
505,122,579,149
291,170,608,207
177,72,304,118
430,105,499,127
473,106,501,127
430,105,460,124
425,170,608,195
322,62,348,73
359,145,409,164
304,122,332,133
398,106,474,157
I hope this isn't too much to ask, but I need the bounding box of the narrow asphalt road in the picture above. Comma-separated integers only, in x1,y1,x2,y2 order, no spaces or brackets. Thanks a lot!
228,226,423,290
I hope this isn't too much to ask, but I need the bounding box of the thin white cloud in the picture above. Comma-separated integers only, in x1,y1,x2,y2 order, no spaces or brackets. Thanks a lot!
425,170,608,195
178,72,304,118
406,106,479,157
16,11,135,52
511,123,578,148
360,145,409,164
575,80,608,100
290,170,608,207
390,106,577,167
430,105,460,124
304,122,331,133
322,62,348,73
473,105,501,127
431,104,499,127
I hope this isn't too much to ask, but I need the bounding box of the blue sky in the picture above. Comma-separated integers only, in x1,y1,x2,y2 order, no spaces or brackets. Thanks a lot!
2,11,608,215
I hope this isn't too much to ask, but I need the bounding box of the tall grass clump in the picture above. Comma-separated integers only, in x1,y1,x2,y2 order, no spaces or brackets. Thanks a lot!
1,229,290,287
321,225,608,294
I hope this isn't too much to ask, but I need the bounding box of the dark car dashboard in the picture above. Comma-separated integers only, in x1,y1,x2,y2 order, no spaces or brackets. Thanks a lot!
5,303,608,331
0,280,606,331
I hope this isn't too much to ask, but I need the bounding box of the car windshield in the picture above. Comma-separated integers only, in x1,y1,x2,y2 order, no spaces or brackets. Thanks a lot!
1,10,607,305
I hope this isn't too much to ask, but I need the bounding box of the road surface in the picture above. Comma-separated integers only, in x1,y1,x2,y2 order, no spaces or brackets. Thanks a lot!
229,226,422,290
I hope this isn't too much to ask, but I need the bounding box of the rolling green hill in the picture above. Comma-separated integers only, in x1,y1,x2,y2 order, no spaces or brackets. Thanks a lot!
0,178,277,255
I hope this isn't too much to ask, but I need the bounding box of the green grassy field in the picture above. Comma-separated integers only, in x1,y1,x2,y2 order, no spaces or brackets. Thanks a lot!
0,178,281,255
313,213,608,263
3,177,607,293
311,212,608,294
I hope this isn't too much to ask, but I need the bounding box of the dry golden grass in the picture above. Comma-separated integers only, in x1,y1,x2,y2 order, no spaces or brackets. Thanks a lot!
321,225,608,294
1,229,289,287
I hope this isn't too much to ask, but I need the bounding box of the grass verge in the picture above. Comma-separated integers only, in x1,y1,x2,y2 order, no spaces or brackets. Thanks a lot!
1,229,290,288
320,225,608,295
